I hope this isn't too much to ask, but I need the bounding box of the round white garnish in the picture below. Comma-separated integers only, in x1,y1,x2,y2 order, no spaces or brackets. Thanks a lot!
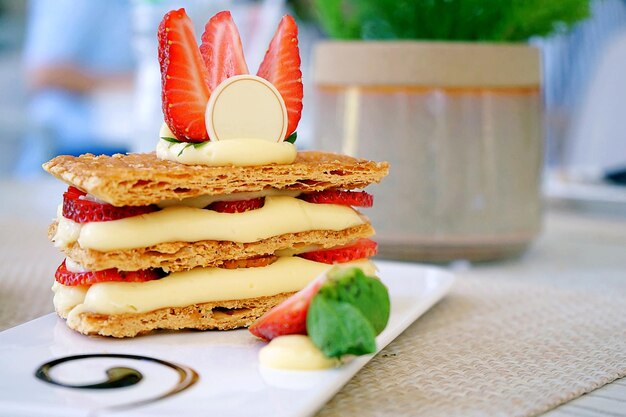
205,75,287,142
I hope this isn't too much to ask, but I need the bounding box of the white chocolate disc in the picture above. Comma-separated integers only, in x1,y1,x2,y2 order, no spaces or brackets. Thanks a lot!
205,75,288,142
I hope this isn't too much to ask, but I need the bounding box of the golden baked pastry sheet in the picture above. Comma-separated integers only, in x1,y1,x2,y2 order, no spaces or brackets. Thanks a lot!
58,292,293,338
50,223,374,272
43,151,389,206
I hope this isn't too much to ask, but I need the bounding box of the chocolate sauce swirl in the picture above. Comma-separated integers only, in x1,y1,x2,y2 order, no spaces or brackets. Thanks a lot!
35,353,199,412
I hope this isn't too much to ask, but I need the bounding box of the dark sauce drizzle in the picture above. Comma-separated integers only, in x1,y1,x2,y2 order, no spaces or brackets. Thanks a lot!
35,353,199,413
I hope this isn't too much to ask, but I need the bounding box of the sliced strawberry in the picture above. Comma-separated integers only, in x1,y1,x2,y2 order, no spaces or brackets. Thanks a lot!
298,239,378,264
207,197,264,213
62,187,158,223
55,260,162,286
257,15,303,139
249,273,325,341
200,11,249,92
300,190,373,207
158,8,211,142
65,186,85,199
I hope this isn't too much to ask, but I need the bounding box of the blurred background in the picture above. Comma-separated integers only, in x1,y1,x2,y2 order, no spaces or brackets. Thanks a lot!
0,0,624,179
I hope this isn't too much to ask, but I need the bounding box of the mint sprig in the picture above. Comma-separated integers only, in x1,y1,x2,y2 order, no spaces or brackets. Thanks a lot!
306,267,390,358
285,132,297,144
160,136,182,143
308,296,377,357
160,137,209,156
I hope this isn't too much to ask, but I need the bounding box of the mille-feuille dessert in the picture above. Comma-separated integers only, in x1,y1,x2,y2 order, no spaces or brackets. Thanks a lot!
44,9,388,338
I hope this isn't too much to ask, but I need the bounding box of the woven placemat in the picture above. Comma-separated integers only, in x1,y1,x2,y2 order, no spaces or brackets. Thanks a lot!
1,219,625,417
318,276,626,417
0,219,60,329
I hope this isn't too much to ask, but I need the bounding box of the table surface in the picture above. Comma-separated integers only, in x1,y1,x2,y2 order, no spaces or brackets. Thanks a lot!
457,199,626,417
1,179,625,417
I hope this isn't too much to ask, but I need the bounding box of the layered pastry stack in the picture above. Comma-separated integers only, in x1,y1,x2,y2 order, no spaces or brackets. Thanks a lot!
43,9,388,338
45,152,387,337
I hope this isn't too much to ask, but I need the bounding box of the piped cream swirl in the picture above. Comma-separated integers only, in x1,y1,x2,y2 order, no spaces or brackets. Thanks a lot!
157,123,296,166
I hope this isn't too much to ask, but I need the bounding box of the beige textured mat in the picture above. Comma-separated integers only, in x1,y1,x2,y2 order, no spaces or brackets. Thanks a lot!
0,219,60,329
318,277,626,417
1,218,625,417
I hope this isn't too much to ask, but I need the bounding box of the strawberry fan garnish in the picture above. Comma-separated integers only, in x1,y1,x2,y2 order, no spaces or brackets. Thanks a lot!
158,9,303,142
200,11,249,92
257,15,303,139
158,9,212,142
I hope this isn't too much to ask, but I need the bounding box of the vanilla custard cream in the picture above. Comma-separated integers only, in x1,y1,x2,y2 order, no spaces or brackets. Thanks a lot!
53,258,376,317
53,196,366,252
259,335,340,370
157,123,296,166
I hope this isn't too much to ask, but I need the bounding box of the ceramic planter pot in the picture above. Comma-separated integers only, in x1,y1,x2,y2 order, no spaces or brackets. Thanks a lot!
313,41,542,261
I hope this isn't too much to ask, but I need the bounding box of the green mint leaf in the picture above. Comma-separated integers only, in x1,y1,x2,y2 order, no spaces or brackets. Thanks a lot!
177,144,192,157
192,141,209,149
325,267,390,335
160,136,182,144
285,132,297,144
306,267,391,358
307,296,377,358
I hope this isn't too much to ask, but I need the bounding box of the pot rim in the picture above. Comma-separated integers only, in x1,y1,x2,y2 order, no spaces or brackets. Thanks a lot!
314,41,541,88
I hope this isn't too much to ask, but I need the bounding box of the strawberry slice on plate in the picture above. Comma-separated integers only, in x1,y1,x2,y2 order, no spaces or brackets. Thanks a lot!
158,8,211,142
300,190,374,207
207,197,265,213
257,15,303,139
298,239,378,264
55,260,162,286
62,187,158,223
249,274,325,341
200,11,249,92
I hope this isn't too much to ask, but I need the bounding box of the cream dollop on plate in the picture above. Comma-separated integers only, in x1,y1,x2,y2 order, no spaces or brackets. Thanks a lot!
259,335,340,370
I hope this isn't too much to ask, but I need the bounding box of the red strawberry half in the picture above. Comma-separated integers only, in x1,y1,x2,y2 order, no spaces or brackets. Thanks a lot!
158,8,211,142
207,197,264,213
298,239,378,264
249,274,325,341
257,15,303,139
200,11,249,92
55,260,162,286
300,190,373,207
62,187,158,223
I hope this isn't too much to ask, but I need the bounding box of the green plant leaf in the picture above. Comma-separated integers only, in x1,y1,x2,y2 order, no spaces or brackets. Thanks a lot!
312,0,591,41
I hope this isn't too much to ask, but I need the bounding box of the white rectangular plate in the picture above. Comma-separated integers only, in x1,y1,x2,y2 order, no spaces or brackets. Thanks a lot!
0,261,454,417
